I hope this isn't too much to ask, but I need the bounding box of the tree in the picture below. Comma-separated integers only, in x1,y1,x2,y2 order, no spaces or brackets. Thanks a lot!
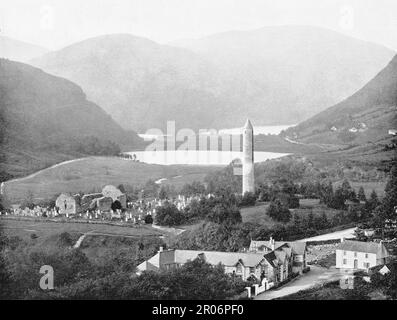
328,187,347,210
155,203,185,226
207,204,242,225
266,199,291,223
340,179,356,201
158,186,168,200
111,200,122,211
320,180,333,205
180,181,206,197
21,190,35,210
366,189,380,212
144,215,153,224
358,186,367,202
239,192,257,207
370,259,397,299
0,222,12,299
372,166,397,227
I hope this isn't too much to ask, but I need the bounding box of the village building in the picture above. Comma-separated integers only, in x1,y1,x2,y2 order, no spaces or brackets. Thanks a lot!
336,240,391,271
102,185,127,208
55,193,82,215
249,238,307,274
93,196,114,212
80,193,103,211
137,243,301,286
388,129,397,136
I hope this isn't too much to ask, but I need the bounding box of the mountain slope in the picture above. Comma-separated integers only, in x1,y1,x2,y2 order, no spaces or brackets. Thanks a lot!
172,25,395,125
283,54,397,167
31,28,395,131
0,59,143,179
0,36,49,62
286,54,397,142
31,34,227,132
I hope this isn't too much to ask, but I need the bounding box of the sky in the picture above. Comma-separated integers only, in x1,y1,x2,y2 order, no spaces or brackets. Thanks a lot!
0,0,397,50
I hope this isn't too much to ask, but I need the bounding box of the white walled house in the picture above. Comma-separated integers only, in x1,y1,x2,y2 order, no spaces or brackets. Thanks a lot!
336,240,391,271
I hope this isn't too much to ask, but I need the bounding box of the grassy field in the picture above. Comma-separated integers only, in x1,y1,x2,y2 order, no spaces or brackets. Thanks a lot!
241,199,346,226
4,156,221,203
0,218,163,242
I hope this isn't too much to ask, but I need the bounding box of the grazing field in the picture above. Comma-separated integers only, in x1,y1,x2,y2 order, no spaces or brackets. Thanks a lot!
241,199,344,227
0,218,163,242
3,156,221,203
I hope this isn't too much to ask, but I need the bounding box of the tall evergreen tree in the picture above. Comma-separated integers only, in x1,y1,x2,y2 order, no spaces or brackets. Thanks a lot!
358,186,367,202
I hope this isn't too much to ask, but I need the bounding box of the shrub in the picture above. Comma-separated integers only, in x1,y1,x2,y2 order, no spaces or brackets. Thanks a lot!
144,215,153,224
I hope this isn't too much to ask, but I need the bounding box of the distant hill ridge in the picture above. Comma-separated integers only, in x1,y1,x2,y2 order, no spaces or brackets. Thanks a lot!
0,36,49,62
31,27,395,131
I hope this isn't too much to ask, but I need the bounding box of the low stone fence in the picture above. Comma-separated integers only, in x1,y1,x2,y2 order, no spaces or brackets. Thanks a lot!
306,243,339,265
0,215,151,230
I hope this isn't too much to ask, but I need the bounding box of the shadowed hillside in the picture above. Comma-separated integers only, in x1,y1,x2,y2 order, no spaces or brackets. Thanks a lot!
0,59,144,179
286,54,397,143
283,54,397,168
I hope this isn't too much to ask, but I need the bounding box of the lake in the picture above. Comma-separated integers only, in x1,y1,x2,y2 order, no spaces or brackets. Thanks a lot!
124,150,290,165
132,124,294,165
138,124,295,140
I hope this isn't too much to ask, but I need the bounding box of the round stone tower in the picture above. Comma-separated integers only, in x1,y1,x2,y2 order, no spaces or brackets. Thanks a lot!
242,119,255,195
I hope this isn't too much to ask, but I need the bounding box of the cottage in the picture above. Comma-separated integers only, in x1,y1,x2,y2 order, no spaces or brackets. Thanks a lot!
137,248,280,283
55,193,81,215
249,238,307,274
336,240,391,270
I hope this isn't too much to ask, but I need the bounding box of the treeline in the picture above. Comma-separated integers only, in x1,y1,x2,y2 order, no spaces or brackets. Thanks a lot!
44,135,121,156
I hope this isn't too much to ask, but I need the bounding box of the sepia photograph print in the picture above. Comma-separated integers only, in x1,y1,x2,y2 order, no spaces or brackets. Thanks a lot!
0,0,397,309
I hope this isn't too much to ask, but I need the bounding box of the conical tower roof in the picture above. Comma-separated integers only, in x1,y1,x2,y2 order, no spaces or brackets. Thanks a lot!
244,119,253,130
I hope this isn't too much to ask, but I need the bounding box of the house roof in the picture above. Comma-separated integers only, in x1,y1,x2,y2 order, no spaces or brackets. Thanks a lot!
337,240,390,258
137,252,160,272
263,251,278,268
250,240,306,255
173,250,265,267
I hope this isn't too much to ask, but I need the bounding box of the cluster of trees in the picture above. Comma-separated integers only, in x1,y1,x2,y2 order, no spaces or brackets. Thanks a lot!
0,227,247,300
372,166,397,228
155,194,243,227
28,258,247,300
155,202,186,226
369,260,397,299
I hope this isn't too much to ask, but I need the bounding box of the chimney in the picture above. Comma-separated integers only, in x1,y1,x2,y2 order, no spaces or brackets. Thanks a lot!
270,237,275,251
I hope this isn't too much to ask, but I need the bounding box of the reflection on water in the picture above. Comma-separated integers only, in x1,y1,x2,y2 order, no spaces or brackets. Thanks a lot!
138,124,296,140
125,150,289,165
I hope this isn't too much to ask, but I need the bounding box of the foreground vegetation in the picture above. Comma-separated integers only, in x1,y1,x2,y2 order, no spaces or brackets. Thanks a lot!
0,227,247,299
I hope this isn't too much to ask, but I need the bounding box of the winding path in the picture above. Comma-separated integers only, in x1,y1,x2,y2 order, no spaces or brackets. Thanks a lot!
298,227,357,242
4,157,88,186
254,265,343,300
